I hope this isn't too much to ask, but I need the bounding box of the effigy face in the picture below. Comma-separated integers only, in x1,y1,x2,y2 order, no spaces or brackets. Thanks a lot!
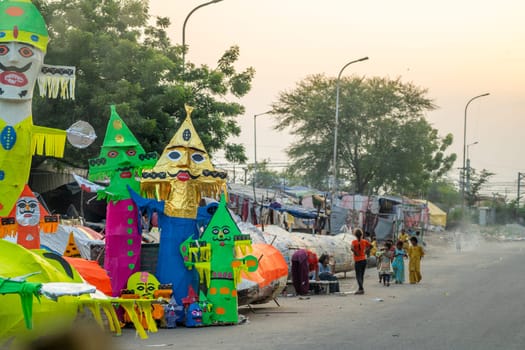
0,42,43,101
141,105,226,218
127,271,160,299
89,106,157,200
15,194,40,226
0,0,49,103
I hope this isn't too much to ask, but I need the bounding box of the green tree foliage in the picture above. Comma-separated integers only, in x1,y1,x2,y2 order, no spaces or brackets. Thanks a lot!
426,179,461,213
247,160,281,188
465,168,494,207
33,0,253,167
272,75,456,195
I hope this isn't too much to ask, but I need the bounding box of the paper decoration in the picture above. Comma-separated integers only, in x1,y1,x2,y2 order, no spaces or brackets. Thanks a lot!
130,105,227,307
88,105,157,296
127,271,160,299
0,184,59,249
180,194,258,324
0,0,75,217
140,105,227,218
63,232,81,258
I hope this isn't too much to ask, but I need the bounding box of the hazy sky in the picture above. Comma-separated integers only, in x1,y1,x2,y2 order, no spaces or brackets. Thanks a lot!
149,0,525,196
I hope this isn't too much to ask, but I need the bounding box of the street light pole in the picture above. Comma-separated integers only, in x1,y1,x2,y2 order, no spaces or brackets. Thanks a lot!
253,110,271,202
332,56,368,201
466,141,479,200
182,0,224,74
462,93,489,212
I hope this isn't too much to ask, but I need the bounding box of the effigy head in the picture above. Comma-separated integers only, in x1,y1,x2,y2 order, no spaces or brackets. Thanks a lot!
201,194,246,249
14,184,40,226
141,105,227,218
0,0,48,100
88,105,157,200
127,271,160,299
185,302,203,327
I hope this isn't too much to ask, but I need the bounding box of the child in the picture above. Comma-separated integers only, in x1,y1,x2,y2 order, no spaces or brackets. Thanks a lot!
392,240,407,284
376,241,393,286
408,236,425,284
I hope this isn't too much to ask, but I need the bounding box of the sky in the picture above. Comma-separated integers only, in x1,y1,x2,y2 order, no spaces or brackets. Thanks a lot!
149,0,525,197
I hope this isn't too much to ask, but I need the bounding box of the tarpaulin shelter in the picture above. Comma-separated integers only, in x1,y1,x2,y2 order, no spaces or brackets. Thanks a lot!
254,225,355,274
414,199,447,228
239,243,288,305
40,224,104,259
64,257,112,296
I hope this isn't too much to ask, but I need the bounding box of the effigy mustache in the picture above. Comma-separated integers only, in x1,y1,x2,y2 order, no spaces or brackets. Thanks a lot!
116,166,134,172
141,169,228,180
0,62,32,73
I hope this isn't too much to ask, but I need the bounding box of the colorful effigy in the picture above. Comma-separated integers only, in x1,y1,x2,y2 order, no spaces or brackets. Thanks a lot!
180,194,258,324
0,0,83,217
0,184,59,249
88,105,157,296
130,105,227,308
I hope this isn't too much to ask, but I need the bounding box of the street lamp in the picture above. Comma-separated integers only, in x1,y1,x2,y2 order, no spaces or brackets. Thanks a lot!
253,110,272,202
182,0,224,73
332,56,368,200
466,141,479,197
462,93,489,210
466,141,478,161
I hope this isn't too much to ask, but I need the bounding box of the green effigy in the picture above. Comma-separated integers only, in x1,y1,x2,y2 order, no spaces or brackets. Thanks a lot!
180,194,258,325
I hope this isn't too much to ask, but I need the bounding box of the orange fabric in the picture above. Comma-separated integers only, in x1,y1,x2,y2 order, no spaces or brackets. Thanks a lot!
351,239,370,262
306,250,319,272
64,256,113,296
241,243,288,288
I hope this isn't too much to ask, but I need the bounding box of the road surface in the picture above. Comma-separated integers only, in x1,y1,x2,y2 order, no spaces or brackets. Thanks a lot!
114,235,525,350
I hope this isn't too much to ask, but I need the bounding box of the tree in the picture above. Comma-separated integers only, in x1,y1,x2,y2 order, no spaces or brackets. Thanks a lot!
34,0,253,167
272,75,456,195
246,160,281,188
465,168,494,207
426,179,461,213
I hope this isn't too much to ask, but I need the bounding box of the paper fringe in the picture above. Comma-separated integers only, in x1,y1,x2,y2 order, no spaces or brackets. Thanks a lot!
0,218,16,238
32,127,67,158
37,64,76,100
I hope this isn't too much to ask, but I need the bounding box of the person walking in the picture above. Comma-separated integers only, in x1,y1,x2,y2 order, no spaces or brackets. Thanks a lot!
392,240,408,283
454,231,462,252
408,236,425,284
399,228,410,251
376,241,393,286
351,228,371,294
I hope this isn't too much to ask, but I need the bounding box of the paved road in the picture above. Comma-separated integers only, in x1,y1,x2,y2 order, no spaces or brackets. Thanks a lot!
114,238,525,350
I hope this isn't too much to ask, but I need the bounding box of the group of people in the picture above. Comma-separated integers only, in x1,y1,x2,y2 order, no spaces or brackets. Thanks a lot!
352,228,425,295
291,249,340,295
290,228,425,296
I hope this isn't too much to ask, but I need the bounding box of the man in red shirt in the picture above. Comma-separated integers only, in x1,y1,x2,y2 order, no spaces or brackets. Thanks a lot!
351,228,371,294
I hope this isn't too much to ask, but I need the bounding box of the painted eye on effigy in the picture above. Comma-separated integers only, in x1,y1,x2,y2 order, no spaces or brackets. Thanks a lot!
147,284,156,293
107,150,118,158
191,152,205,164
168,150,182,161
126,149,137,157
19,47,34,58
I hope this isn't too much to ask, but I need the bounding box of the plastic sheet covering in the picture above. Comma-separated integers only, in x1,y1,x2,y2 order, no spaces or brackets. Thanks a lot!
239,243,288,305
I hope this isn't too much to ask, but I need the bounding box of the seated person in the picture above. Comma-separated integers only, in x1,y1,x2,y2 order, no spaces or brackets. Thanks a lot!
317,254,340,293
